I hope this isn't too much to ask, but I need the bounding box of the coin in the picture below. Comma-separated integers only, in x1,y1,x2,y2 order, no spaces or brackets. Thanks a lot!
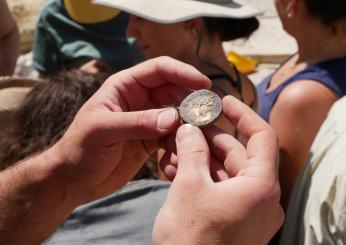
179,89,222,127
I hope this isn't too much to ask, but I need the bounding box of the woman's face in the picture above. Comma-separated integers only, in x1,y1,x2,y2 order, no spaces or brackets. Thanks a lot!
126,15,193,60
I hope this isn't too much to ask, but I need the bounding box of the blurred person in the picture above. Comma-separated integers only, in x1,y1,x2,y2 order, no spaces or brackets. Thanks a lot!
0,57,283,245
256,0,346,210
95,0,261,127
95,0,262,180
279,97,346,245
0,71,102,170
0,0,20,76
32,0,143,76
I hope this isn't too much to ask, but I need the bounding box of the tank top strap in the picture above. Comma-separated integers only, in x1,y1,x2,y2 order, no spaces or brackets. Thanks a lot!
257,56,346,121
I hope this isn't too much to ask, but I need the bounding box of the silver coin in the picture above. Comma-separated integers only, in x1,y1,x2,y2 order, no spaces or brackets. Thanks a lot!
179,89,222,127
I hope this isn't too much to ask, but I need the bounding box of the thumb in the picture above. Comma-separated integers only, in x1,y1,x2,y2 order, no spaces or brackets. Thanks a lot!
102,107,180,141
175,124,212,182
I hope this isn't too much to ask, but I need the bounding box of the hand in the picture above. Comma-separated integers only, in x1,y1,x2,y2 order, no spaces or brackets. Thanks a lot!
153,96,284,245
79,59,113,74
53,56,211,203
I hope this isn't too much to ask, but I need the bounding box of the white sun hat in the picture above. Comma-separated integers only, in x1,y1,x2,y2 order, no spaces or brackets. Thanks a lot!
92,0,263,24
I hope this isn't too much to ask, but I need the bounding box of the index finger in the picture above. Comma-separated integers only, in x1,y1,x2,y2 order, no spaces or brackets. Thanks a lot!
222,96,279,179
130,56,212,89
101,57,211,111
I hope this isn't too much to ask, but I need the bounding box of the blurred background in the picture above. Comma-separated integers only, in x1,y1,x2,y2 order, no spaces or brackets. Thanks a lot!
9,0,297,84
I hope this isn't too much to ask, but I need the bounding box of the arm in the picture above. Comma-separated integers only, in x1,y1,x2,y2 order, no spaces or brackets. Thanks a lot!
269,80,338,209
0,57,211,244
0,0,20,75
0,147,80,244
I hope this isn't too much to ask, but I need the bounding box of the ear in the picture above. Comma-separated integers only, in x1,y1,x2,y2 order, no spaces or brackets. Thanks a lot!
184,18,203,34
286,0,299,17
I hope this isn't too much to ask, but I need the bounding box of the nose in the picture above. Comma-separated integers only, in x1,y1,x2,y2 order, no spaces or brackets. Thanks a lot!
126,15,139,38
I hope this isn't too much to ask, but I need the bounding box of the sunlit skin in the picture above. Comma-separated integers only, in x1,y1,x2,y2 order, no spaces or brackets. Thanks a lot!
266,0,346,209
127,16,195,62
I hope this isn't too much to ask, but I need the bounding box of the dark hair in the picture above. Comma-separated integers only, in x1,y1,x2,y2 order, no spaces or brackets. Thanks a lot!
0,71,101,170
204,17,259,41
0,71,159,180
304,0,346,27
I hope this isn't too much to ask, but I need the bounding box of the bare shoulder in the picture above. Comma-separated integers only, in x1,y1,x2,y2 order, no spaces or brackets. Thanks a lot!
273,79,339,115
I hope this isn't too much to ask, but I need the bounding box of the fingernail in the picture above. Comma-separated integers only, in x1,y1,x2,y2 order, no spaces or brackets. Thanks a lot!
176,124,198,144
157,108,178,130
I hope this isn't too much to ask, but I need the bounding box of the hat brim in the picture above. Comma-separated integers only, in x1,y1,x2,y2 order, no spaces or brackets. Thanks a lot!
92,0,263,24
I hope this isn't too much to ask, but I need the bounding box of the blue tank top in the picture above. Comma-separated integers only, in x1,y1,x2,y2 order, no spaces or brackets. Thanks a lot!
257,56,346,122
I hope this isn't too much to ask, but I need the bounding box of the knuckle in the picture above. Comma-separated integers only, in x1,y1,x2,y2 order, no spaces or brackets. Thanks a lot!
253,181,281,207
157,56,173,62
129,111,155,131
180,143,207,157
266,126,279,144
175,170,205,188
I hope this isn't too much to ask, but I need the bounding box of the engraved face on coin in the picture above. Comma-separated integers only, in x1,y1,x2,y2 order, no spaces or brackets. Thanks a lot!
179,89,222,127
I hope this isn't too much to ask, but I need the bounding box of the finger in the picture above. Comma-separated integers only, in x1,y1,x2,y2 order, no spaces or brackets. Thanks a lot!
175,124,212,183
129,57,211,90
160,133,229,182
222,96,279,178
203,126,247,177
149,83,193,106
99,140,151,194
93,60,112,72
100,57,211,111
94,107,180,143
159,150,229,182
161,133,177,155
209,155,230,182
159,150,178,181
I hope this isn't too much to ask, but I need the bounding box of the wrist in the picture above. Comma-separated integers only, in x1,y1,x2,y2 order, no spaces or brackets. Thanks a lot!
42,144,86,207
153,210,239,245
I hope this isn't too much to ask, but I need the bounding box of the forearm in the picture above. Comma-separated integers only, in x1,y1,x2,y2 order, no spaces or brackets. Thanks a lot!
0,0,20,75
0,146,80,244
0,26,20,75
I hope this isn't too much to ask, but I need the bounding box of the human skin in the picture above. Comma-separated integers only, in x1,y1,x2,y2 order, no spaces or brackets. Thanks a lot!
154,96,284,245
126,15,257,179
0,0,20,76
126,15,257,110
0,57,284,245
268,0,346,209
0,57,211,244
